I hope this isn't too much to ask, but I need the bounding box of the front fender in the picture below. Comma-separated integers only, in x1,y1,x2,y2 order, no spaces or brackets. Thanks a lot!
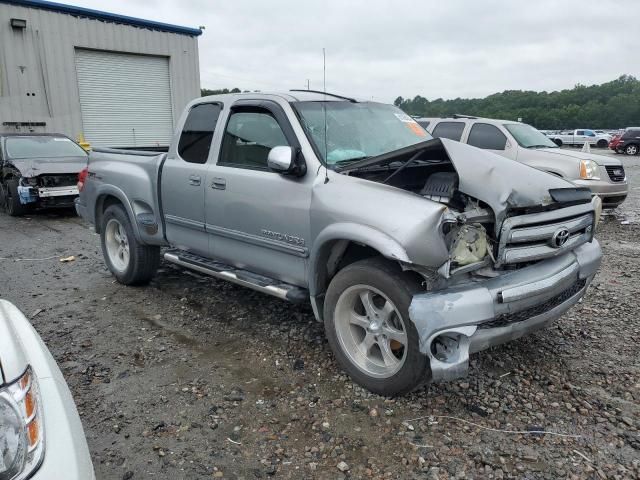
308,222,411,296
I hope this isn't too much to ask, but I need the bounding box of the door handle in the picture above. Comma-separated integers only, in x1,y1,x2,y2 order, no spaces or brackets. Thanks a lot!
189,175,201,186
211,177,226,190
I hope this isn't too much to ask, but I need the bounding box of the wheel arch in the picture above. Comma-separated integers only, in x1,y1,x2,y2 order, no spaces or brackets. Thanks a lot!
309,223,413,321
94,186,141,240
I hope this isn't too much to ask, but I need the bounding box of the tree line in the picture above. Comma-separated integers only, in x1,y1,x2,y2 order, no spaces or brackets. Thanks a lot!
201,75,640,129
394,75,640,129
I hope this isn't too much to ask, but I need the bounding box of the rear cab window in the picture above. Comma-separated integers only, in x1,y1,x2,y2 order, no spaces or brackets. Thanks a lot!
431,122,466,141
178,103,222,164
467,123,507,150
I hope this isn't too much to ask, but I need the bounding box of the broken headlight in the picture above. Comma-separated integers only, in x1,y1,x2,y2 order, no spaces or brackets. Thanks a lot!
0,367,44,480
445,223,488,267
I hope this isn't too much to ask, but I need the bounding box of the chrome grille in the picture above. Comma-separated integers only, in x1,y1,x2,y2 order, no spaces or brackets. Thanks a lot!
496,204,594,266
605,165,625,182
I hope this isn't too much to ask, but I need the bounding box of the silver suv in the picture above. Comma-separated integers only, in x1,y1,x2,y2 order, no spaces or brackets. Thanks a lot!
422,115,628,208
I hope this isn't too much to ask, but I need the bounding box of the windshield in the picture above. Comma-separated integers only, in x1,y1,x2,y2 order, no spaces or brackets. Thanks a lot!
293,101,431,165
5,136,88,160
504,123,558,149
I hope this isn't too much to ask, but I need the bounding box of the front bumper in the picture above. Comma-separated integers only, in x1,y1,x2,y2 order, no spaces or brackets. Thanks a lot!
0,301,95,479
409,240,602,382
573,178,628,208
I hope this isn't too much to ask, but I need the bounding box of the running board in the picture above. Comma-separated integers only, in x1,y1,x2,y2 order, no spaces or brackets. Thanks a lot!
163,250,309,304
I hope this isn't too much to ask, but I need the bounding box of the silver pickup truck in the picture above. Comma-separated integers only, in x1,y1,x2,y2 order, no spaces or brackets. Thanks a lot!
76,91,602,396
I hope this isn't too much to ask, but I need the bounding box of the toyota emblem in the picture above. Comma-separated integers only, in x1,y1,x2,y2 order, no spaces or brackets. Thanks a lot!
551,228,570,248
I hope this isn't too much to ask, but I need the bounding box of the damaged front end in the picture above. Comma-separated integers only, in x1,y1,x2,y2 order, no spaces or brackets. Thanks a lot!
341,138,603,382
15,174,80,208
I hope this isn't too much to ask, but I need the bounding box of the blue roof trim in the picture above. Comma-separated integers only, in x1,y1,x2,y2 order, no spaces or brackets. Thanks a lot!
1,0,203,36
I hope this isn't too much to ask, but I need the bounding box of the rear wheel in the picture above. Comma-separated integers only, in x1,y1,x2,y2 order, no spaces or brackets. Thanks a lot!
625,144,639,155
553,138,563,147
100,204,160,285
324,257,430,396
597,139,608,148
5,179,28,217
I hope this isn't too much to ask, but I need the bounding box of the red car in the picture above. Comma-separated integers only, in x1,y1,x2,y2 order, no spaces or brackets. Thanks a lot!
610,128,640,155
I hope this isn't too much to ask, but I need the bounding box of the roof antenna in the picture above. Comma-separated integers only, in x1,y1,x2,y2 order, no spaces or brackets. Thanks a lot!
323,48,329,184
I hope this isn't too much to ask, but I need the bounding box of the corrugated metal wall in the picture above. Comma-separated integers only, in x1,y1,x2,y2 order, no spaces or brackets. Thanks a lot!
0,2,200,145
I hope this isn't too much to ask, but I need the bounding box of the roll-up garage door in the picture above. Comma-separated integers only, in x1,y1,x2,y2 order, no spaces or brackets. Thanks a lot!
75,49,173,148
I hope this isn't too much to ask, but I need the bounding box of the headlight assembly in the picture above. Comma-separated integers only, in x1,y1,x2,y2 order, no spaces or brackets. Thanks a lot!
0,367,44,480
579,160,600,180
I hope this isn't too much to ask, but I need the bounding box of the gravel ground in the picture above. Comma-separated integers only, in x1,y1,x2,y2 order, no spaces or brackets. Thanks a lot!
0,153,638,480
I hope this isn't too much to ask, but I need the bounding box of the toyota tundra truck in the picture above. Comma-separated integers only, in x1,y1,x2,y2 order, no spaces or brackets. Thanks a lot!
75,91,603,396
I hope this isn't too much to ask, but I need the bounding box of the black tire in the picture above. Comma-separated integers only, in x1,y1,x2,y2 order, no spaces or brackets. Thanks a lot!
324,257,430,396
100,204,160,285
5,179,28,217
597,139,608,148
553,138,563,147
624,144,639,156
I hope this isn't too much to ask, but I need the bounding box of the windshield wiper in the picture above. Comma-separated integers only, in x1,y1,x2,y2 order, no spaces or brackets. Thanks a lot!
331,156,370,166
526,144,556,149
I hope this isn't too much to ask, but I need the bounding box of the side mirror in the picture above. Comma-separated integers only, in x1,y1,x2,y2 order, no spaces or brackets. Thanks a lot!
267,146,306,177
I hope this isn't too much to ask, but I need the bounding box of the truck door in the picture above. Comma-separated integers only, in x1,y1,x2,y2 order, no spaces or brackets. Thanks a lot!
160,102,222,256
204,100,311,287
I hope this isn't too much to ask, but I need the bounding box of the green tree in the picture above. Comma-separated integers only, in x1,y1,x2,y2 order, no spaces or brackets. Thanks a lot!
396,75,640,129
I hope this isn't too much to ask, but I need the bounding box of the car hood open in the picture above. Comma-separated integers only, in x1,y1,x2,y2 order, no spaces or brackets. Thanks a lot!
8,155,88,177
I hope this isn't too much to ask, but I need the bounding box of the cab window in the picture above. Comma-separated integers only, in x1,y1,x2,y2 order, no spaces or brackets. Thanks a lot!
467,123,507,150
178,103,222,164
219,109,289,169
431,122,465,141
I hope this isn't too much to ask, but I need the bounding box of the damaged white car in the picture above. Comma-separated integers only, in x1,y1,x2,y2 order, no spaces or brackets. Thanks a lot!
0,300,95,479
0,134,88,216
76,91,602,396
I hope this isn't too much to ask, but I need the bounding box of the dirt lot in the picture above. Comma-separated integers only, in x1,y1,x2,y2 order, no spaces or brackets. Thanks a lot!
1,154,638,480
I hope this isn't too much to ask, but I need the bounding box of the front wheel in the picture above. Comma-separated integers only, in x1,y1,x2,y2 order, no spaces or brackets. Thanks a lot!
324,257,430,396
5,179,28,217
553,138,563,147
597,139,608,148
625,144,639,156
100,204,160,285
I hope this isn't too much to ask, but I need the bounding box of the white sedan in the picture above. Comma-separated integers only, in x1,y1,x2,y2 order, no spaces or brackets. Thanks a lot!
0,300,95,479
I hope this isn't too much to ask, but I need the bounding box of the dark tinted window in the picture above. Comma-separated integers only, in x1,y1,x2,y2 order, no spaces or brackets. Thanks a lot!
178,103,222,164
623,129,640,138
576,130,585,135
219,109,289,169
417,120,430,128
467,123,507,150
431,122,465,141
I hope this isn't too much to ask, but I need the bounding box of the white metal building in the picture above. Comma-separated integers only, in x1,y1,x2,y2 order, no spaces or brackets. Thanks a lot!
0,0,202,147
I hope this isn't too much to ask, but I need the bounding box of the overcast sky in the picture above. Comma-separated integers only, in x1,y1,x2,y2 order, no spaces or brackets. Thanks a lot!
73,0,638,103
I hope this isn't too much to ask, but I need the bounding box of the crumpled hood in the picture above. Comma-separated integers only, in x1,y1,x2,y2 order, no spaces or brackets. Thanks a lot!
340,138,584,227
8,155,88,177
0,300,29,384
533,147,621,166
438,139,576,218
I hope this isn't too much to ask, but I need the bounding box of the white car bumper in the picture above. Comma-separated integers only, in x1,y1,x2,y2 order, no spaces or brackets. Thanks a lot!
0,300,95,480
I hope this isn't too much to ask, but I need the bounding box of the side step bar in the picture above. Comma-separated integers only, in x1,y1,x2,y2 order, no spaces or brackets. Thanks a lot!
163,250,309,304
